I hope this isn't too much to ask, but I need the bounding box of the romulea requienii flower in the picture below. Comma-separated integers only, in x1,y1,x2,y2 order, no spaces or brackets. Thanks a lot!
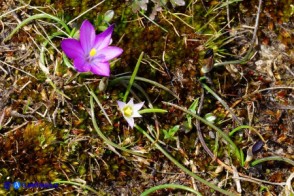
117,98,144,128
61,20,123,76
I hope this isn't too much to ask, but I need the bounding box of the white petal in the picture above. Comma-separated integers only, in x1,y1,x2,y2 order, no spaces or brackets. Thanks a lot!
117,101,126,110
125,116,135,128
127,98,134,106
132,111,142,118
133,101,144,111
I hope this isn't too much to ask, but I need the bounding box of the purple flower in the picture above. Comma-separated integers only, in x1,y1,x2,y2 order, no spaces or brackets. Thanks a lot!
117,98,144,128
61,20,123,76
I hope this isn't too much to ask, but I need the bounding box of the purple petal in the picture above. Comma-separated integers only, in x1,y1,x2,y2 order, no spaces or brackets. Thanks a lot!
73,58,91,72
80,20,96,54
125,116,135,128
93,25,114,50
61,39,84,59
96,46,123,62
90,62,110,76
117,101,126,110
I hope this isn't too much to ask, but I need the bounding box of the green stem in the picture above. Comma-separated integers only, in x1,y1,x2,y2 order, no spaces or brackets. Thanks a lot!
163,101,241,161
87,86,112,125
135,125,236,196
38,31,72,100
4,13,71,42
240,149,245,166
39,31,68,74
53,180,99,194
110,76,179,100
141,184,202,196
213,49,254,67
213,0,262,68
251,156,294,167
123,52,144,102
168,11,195,30
139,108,167,114
40,31,66,63
139,11,168,33
200,81,242,125
90,96,145,157
229,125,265,142
47,79,71,100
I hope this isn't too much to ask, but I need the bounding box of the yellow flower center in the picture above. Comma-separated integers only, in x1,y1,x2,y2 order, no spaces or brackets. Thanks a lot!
89,48,97,57
123,105,133,117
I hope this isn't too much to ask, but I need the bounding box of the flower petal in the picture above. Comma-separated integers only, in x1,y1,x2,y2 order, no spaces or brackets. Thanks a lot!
73,58,91,72
117,101,126,110
96,46,123,62
90,62,110,76
132,111,142,118
127,98,134,106
61,39,84,59
80,20,96,54
133,102,144,111
125,116,135,128
93,25,114,50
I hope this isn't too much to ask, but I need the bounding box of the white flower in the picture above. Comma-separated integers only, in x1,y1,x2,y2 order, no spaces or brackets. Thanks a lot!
117,98,144,128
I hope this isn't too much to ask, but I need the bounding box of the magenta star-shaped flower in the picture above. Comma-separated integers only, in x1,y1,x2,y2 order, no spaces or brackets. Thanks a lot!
61,20,123,76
